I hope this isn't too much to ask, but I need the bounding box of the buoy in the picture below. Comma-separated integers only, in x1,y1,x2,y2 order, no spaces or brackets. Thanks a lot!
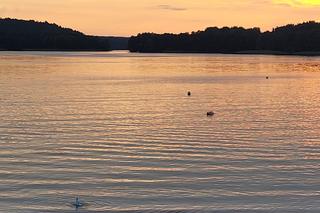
207,111,214,116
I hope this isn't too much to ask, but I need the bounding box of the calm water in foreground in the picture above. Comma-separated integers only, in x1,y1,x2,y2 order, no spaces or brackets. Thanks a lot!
0,51,320,213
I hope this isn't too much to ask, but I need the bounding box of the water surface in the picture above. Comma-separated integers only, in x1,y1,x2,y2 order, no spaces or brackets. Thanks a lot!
0,51,320,212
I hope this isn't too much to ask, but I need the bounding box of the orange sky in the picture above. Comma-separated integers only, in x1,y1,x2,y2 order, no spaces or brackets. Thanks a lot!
0,0,319,36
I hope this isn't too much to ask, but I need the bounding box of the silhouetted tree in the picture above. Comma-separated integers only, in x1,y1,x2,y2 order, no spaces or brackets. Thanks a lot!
0,18,110,51
129,21,320,54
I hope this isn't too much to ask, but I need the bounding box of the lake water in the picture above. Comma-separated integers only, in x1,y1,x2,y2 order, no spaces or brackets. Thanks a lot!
0,51,320,213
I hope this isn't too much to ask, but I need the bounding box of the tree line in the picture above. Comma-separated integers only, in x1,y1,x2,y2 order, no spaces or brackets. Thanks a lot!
0,18,110,51
128,21,320,54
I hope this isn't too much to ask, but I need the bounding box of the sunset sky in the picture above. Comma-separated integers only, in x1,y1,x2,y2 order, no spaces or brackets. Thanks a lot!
0,0,319,36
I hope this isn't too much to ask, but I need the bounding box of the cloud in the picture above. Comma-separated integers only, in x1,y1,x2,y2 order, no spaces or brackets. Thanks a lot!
155,4,187,11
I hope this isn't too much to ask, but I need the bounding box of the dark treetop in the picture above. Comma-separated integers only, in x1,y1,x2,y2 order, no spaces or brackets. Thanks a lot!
0,18,110,51
128,21,320,55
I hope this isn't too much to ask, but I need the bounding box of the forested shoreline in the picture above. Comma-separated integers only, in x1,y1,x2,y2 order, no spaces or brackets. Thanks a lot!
0,18,110,51
1,18,320,55
128,22,320,55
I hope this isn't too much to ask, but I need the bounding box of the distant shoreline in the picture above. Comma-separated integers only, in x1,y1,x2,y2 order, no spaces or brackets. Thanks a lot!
128,22,320,55
1,49,320,56
128,50,320,56
0,49,111,52
235,50,320,56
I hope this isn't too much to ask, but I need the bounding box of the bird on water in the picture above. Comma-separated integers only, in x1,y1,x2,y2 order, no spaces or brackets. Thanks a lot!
73,197,84,209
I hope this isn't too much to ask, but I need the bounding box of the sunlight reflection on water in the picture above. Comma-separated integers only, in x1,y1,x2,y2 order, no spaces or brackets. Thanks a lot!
0,51,320,212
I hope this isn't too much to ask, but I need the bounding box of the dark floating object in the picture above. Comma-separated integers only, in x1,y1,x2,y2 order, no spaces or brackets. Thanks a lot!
73,197,84,209
188,91,191,96
266,76,269,79
207,111,215,116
